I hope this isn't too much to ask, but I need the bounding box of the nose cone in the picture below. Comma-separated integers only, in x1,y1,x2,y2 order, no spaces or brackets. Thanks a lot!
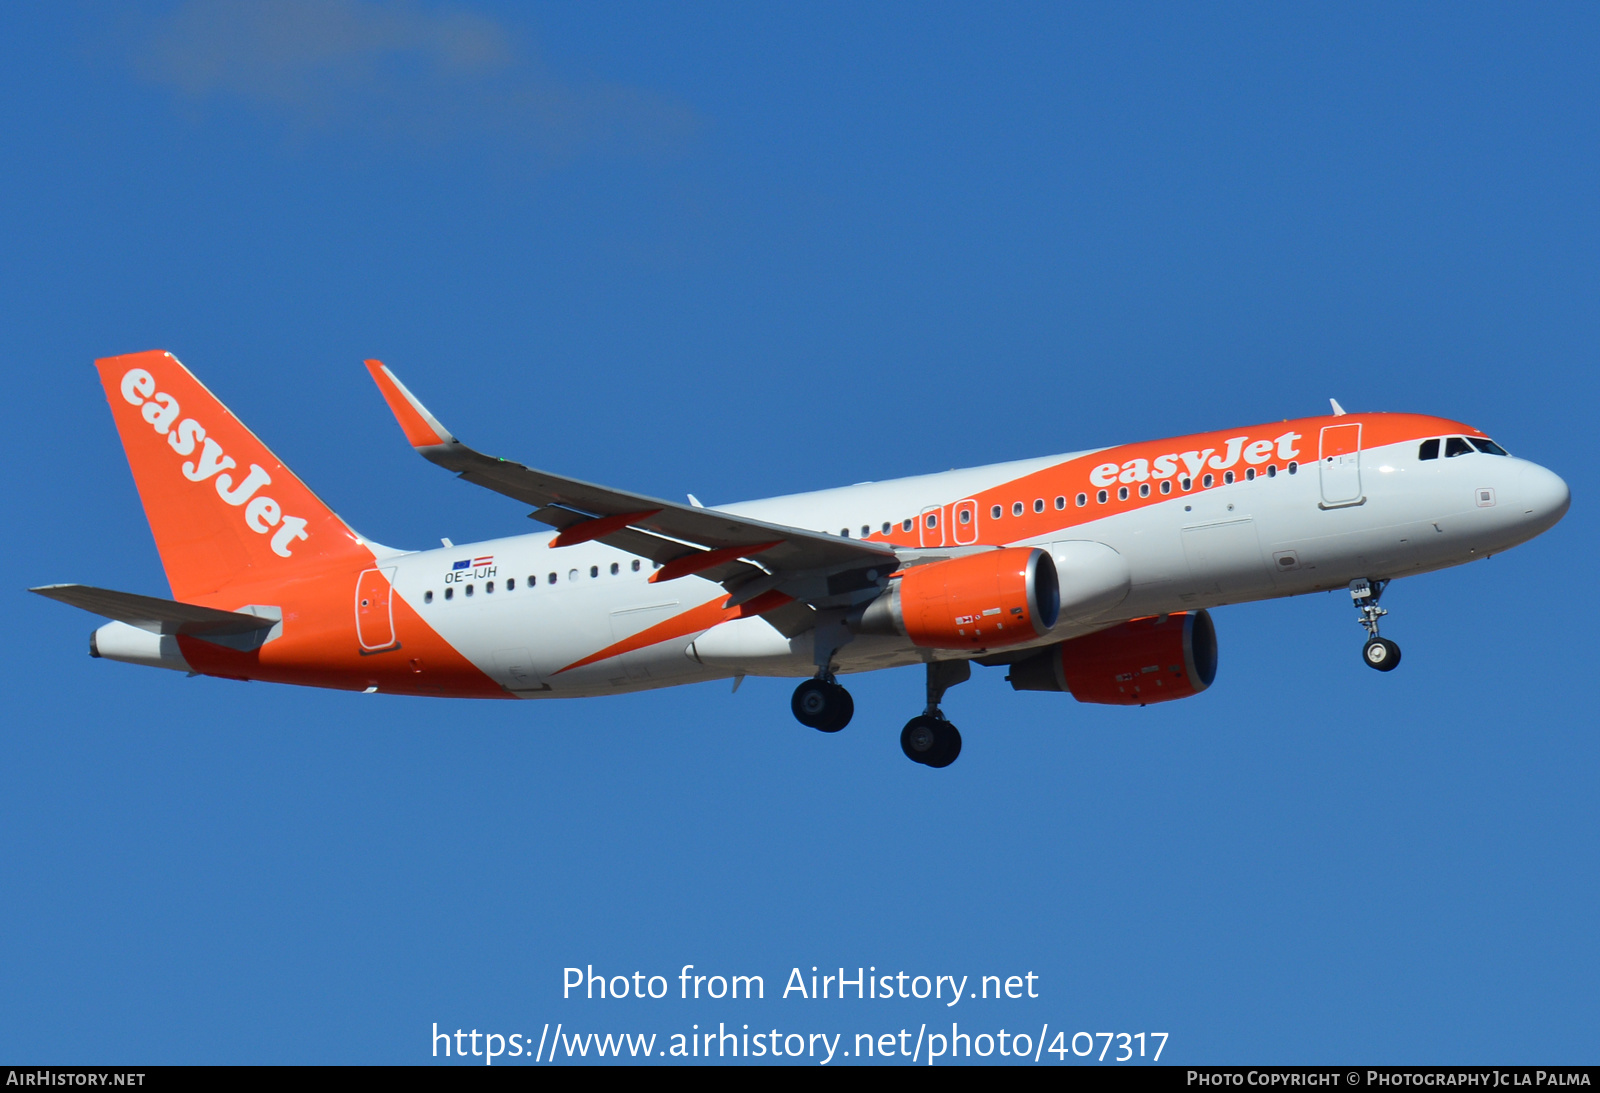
1518,463,1571,536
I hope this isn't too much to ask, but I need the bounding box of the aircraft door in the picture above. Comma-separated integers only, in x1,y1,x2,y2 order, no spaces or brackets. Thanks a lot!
952,499,979,545
918,506,944,548
355,567,399,651
1318,423,1363,507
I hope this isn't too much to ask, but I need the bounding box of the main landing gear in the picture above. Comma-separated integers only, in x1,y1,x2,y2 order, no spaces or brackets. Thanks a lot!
900,661,968,769
788,659,970,768
792,615,856,733
1351,578,1401,672
791,676,854,733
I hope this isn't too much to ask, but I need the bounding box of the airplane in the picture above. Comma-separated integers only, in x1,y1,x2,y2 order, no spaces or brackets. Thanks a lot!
33,350,1570,768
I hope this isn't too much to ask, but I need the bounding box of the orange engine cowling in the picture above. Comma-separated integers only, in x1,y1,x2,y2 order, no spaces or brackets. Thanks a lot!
1006,610,1217,705
856,547,1060,650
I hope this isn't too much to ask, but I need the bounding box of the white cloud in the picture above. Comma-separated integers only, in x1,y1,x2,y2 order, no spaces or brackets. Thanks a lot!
134,0,698,160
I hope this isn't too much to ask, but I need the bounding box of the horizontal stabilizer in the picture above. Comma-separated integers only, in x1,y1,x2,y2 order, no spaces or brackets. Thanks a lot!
30,584,278,637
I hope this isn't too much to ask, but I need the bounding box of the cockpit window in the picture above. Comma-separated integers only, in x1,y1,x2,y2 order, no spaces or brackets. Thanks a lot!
1445,436,1473,458
1418,438,1440,460
1470,437,1509,456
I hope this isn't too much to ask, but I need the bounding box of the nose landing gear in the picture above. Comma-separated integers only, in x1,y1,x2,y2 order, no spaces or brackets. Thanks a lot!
900,660,969,768
1351,578,1401,672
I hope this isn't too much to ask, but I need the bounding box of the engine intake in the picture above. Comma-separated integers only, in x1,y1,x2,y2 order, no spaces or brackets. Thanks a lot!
1007,609,1217,705
857,547,1059,650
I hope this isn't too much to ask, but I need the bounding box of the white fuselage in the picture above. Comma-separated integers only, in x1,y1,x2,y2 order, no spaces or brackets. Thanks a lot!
380,433,1567,697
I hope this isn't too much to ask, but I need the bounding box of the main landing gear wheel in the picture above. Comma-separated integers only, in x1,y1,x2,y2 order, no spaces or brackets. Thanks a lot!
791,678,853,733
901,715,962,768
1363,637,1401,672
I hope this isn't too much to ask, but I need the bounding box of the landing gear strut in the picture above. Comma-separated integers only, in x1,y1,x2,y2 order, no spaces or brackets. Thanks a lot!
1351,578,1401,672
901,660,968,768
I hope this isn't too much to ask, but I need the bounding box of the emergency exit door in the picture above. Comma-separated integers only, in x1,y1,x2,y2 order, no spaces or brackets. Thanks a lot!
1318,423,1363,507
356,567,399,651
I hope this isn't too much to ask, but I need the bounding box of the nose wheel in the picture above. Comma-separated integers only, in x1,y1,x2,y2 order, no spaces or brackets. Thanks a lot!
1351,578,1402,671
791,677,853,732
1363,637,1401,671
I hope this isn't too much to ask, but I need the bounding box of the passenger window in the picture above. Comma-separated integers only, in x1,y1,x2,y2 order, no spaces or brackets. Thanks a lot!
1033,499,1044,513
926,513,938,529
528,575,536,587
1267,464,1277,478
1117,486,1129,501
1471,437,1508,456
444,587,453,600
549,572,558,584
902,519,913,532
1418,438,1440,460
568,569,578,582
1288,462,1298,475
991,505,1002,519
486,581,494,593
1245,468,1255,481
631,559,641,572
1139,483,1150,497
1203,474,1214,488
1075,493,1087,507
1445,436,1473,458
1011,502,1023,516
1097,489,1108,504
1224,470,1235,484
465,584,474,597
610,562,619,575
958,509,971,524
590,565,599,578
1160,480,1172,494
1181,477,1192,490
881,522,891,534
840,528,850,537
506,578,515,591
861,525,870,537
424,590,433,604
1054,496,1065,510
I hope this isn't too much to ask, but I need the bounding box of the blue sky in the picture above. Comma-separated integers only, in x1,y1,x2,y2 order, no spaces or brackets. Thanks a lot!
3,1,1596,1064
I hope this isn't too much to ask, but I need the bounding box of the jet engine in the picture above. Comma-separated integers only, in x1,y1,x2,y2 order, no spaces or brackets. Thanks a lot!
856,547,1059,650
1006,610,1217,705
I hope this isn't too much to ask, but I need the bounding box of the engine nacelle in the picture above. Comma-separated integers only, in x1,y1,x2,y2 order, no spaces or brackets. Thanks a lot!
1007,610,1217,705
857,547,1060,650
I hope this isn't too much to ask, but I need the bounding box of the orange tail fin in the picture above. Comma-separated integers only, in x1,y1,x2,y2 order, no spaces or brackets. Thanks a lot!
96,350,373,603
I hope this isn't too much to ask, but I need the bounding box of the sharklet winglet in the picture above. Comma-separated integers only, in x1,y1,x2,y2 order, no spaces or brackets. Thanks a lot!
364,360,457,450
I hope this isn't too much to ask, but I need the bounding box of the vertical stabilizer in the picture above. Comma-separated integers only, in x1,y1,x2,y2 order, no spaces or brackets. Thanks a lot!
95,350,372,602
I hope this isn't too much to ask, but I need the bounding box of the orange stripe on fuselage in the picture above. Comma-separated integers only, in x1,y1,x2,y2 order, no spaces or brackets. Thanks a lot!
858,412,1479,550
556,590,795,675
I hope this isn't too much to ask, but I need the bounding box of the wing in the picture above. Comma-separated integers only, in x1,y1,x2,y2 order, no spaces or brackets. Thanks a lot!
30,584,279,637
364,361,898,629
